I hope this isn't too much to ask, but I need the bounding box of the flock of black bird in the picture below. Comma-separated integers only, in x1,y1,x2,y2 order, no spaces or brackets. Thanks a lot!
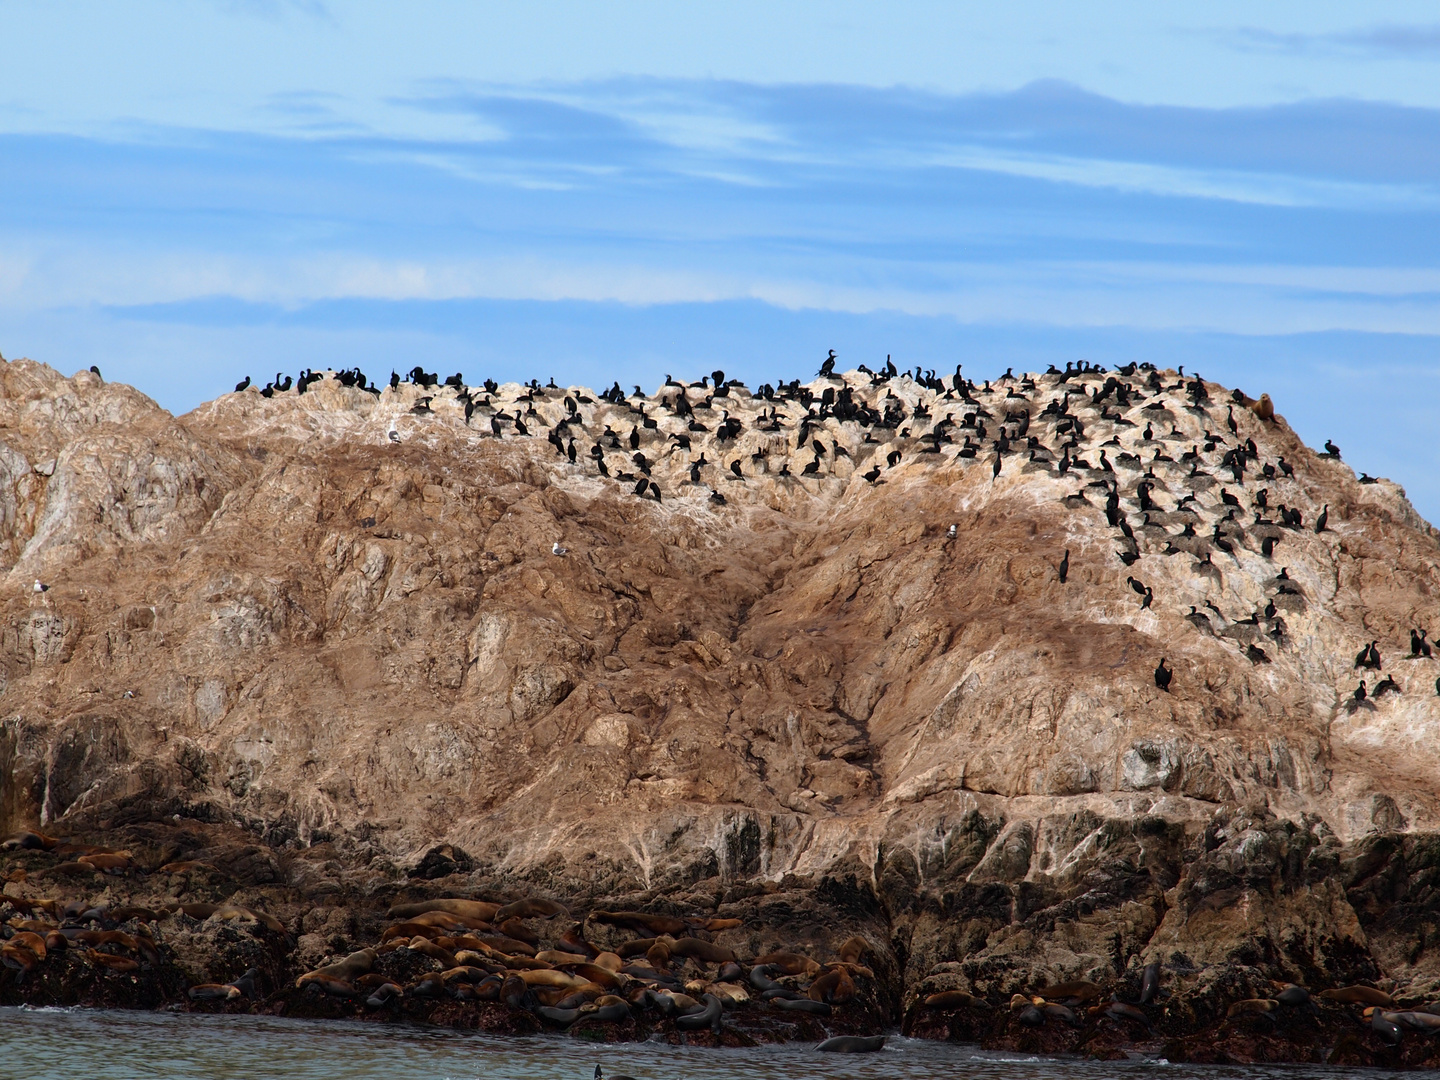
234,354,1438,708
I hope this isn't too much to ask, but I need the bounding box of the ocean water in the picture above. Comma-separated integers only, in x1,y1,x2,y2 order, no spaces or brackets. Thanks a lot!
0,1007,1417,1080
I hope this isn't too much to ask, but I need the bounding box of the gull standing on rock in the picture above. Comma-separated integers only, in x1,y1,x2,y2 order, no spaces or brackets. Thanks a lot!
552,542,568,556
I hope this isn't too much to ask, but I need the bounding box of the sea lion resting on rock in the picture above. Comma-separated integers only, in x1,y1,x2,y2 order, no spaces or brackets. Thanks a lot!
1319,985,1394,1007
386,899,500,923
296,948,375,989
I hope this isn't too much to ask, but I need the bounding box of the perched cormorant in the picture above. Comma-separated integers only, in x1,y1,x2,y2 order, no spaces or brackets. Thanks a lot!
1314,505,1329,533
234,376,251,392
1154,659,1172,692
1058,550,1069,584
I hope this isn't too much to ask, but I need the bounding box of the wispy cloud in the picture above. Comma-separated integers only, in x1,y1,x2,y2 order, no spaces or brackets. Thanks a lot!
1227,23,1440,58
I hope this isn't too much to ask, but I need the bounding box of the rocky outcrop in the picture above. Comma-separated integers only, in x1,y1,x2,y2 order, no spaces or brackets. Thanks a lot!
3,354,1440,1063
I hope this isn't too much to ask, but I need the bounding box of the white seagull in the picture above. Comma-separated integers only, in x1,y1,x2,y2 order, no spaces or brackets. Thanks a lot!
551,542,568,556
33,579,48,593
387,428,400,444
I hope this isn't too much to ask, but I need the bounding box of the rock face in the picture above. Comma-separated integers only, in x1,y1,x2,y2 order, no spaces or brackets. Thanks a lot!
3,355,1440,1057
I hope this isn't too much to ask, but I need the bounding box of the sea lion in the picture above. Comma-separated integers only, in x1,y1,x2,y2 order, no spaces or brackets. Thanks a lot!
838,936,868,964
560,928,599,957
497,917,540,944
536,949,591,966
618,937,659,959
10,931,46,961
699,917,742,931
495,898,568,921
1139,962,1162,1004
1226,998,1279,1019
516,969,588,989
0,895,59,917
645,942,672,970
817,1035,886,1053
404,936,458,968
76,852,132,873
386,899,501,923
1369,1007,1403,1046
749,965,784,992
594,951,623,971
772,996,831,1016
566,963,623,990
588,995,632,1023
296,948,375,988
676,992,725,1033
925,989,987,1009
1253,393,1274,422
381,922,447,943
1036,980,1105,1003
1098,1000,1154,1032
1319,986,1394,1007
86,948,140,973
188,983,241,1001
668,938,737,964
409,972,446,998
4,830,62,850
108,905,163,923
808,967,856,1004
67,930,136,951
365,981,404,1009
1383,1009,1440,1033
159,860,218,874
1,942,40,973
754,951,820,977
471,934,536,957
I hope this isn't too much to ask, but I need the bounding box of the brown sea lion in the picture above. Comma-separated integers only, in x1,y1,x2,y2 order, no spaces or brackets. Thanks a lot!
617,937,659,958
808,966,856,1004
1253,393,1275,422
86,948,139,972
5,830,62,851
699,917,743,931
1319,986,1394,1007
1,896,59,919
76,852,132,873
386,899,501,923
1,942,40,972
669,938,737,964
302,972,358,997
159,860,218,874
108,906,163,923
11,931,47,961
754,951,820,977
404,936,458,968
1036,980,1105,1003
560,928,599,958
536,949,590,966
495,898,568,921
496,917,540,944
838,936,869,964
594,951,623,971
8,918,56,933
69,930,137,951
516,969,587,989
645,942,672,970
380,921,446,943
565,963,623,989
188,983,241,1001
296,948,376,988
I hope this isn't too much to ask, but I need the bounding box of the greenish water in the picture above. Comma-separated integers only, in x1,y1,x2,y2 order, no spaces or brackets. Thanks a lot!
0,1007,1413,1080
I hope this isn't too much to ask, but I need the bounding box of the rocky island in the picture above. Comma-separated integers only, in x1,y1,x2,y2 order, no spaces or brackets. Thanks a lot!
2,353,1439,1067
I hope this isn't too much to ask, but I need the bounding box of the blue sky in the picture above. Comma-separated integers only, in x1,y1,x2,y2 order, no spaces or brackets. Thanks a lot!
2,2,1439,517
